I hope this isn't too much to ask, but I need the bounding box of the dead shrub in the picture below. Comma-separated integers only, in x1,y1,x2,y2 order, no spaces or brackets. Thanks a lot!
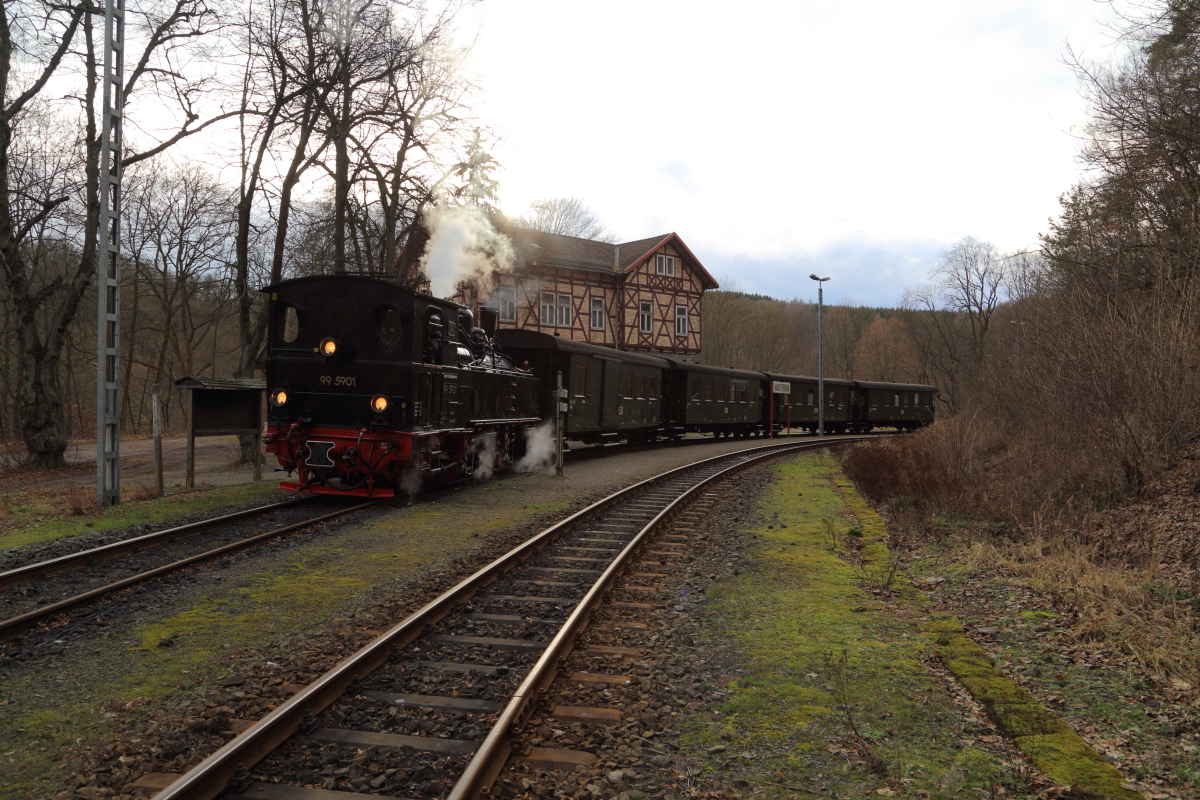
67,487,97,516
842,415,1002,519
129,483,159,501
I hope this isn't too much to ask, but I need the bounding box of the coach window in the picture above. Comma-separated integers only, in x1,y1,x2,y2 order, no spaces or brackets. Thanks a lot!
638,301,652,333
894,392,900,407
376,306,402,347
717,381,726,402
648,376,659,399
621,371,633,399
572,364,587,397
636,373,645,399
691,379,700,401
705,381,713,401
278,304,300,343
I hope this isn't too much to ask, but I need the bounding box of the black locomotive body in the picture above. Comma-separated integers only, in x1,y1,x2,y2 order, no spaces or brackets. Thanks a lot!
262,274,539,496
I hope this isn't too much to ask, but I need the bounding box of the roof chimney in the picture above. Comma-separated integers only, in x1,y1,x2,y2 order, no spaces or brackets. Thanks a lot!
613,244,620,272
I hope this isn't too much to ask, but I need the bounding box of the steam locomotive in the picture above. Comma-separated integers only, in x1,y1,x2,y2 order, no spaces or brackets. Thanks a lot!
262,273,936,497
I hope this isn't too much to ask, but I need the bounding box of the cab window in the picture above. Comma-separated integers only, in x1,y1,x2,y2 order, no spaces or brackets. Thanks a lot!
377,306,403,347
278,304,299,343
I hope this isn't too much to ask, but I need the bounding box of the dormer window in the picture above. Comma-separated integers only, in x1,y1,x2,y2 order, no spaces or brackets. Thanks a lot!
655,254,676,276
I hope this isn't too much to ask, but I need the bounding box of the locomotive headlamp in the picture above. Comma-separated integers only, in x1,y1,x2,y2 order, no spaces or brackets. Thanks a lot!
270,389,288,406
320,338,338,356
370,395,389,413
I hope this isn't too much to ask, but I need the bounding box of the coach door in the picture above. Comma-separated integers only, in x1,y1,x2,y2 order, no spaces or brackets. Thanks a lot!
567,357,600,432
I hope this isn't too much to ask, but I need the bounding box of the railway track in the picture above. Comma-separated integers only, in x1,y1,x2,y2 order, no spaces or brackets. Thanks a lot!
144,436,863,800
0,496,384,641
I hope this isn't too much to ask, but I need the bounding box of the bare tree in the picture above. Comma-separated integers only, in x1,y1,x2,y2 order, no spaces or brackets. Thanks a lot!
512,196,616,243
0,0,228,467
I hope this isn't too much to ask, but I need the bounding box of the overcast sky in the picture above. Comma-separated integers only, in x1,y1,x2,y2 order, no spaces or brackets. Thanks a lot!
462,1,1126,307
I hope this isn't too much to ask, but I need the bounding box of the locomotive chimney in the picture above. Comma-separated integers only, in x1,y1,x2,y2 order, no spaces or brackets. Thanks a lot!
478,306,499,338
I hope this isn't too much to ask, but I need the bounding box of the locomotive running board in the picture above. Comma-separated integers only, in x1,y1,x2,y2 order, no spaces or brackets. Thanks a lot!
278,482,395,498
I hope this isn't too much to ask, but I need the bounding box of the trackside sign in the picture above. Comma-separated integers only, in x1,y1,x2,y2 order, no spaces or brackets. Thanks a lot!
772,381,791,394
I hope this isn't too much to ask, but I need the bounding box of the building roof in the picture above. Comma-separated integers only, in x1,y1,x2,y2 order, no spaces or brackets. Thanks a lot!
504,227,720,290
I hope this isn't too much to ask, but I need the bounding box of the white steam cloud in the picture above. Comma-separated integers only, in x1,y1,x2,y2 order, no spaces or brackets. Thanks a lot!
513,421,557,474
420,204,514,298
472,432,498,481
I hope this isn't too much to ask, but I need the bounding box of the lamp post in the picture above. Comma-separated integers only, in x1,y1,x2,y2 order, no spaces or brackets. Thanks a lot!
810,274,830,436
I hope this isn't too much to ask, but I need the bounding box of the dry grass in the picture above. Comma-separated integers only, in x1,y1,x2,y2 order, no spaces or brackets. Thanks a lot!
128,483,159,501
967,535,1200,683
66,486,97,516
845,422,1200,685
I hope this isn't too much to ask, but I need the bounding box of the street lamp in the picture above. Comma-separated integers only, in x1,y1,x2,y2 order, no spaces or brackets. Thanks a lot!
810,274,830,436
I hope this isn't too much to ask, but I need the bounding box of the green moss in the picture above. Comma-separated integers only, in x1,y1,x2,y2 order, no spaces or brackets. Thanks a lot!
0,481,285,551
926,619,1142,798
682,451,1013,797
1015,733,1142,799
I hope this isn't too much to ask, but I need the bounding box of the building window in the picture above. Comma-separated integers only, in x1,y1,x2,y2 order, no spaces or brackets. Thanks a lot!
638,301,652,333
590,296,605,330
556,294,572,327
674,305,687,336
655,254,675,276
497,288,516,323
540,292,555,326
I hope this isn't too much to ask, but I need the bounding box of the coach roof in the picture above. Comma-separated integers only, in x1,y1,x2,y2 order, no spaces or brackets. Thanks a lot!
495,329,672,369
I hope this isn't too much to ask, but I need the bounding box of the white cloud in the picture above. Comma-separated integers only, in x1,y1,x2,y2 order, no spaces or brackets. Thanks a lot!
466,0,1124,301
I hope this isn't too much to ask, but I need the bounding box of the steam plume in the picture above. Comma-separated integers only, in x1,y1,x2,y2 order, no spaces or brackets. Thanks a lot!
513,421,557,473
420,204,514,298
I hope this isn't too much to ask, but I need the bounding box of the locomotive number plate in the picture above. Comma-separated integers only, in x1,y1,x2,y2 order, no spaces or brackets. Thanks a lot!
319,375,357,387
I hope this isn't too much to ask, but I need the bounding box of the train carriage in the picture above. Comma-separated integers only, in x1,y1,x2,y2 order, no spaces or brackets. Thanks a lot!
662,361,765,438
764,373,857,434
852,381,938,432
495,329,669,444
262,274,539,495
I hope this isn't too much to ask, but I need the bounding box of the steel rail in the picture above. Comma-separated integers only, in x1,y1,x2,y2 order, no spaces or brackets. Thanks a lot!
446,438,850,798
151,436,864,800
0,496,313,592
0,499,383,641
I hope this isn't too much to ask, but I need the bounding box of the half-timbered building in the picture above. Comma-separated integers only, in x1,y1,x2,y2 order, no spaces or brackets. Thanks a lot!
492,228,718,358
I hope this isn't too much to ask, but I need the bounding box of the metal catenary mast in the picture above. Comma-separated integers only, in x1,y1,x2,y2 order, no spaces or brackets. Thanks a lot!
96,0,125,505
